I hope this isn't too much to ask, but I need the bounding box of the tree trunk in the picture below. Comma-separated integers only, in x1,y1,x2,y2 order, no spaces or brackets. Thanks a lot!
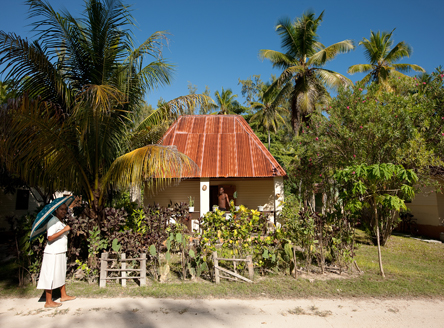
374,200,385,278
267,131,271,151
130,184,142,206
291,95,301,135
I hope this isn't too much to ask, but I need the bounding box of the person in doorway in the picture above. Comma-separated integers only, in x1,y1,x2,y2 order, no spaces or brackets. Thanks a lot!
37,203,76,308
218,187,230,211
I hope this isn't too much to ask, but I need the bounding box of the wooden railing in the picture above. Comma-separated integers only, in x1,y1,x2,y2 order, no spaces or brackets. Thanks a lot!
212,251,254,283
99,253,146,288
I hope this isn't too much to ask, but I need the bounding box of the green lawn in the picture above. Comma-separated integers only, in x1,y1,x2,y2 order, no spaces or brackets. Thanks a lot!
1,233,443,299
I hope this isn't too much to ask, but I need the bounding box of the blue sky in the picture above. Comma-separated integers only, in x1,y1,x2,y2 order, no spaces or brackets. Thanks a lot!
1,0,443,108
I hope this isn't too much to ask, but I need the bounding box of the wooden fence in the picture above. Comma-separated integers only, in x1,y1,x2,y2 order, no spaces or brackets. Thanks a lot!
99,253,146,288
212,251,254,283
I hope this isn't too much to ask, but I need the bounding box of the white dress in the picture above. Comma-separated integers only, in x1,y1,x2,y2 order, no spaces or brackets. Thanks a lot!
36,216,69,290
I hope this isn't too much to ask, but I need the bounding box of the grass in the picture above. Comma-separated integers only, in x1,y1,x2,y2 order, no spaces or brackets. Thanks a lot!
1,233,443,299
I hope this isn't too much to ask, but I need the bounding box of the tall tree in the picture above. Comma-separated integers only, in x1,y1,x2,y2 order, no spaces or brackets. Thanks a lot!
259,11,354,135
214,87,244,115
238,75,265,105
348,30,425,91
250,84,288,150
0,0,206,217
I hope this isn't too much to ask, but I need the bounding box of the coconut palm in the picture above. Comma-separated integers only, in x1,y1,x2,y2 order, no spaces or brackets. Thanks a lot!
250,84,288,150
259,11,354,135
0,0,205,218
214,87,243,115
348,30,425,91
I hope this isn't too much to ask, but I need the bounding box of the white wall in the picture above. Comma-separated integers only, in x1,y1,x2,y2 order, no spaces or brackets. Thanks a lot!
145,178,282,210
274,177,285,213
408,187,440,226
144,179,201,209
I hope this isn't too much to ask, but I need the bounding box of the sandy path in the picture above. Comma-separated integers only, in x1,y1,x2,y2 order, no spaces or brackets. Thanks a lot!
0,297,443,328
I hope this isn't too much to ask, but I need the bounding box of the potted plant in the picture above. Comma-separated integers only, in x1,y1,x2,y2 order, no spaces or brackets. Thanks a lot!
212,205,219,212
257,205,264,211
188,196,195,212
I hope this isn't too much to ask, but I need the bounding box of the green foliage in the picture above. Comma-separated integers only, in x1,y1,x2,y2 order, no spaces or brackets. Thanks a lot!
111,239,121,253
335,163,418,246
111,191,139,216
348,30,425,90
129,209,147,234
280,202,358,275
290,79,442,230
74,259,96,284
0,0,201,216
259,10,354,134
198,203,280,274
6,213,44,286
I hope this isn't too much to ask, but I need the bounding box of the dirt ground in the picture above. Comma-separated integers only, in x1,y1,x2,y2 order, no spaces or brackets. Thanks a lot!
1,297,443,328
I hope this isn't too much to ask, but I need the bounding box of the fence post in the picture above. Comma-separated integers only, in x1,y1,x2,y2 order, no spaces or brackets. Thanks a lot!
213,251,220,284
100,252,108,288
140,253,147,287
121,253,126,287
247,255,254,281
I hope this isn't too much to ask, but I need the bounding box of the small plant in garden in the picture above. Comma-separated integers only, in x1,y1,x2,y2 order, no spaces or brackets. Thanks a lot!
335,163,418,277
130,208,147,234
188,196,194,207
74,259,96,283
280,195,359,276
86,226,108,275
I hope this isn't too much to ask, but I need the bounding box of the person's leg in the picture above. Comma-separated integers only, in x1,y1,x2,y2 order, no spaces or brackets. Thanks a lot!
44,289,61,308
60,285,76,302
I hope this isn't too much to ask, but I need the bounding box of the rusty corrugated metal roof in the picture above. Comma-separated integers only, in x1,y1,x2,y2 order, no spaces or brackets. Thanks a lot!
158,115,287,178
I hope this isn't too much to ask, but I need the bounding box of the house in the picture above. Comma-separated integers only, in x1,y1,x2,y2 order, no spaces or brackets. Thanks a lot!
0,188,43,231
407,185,444,240
143,115,287,230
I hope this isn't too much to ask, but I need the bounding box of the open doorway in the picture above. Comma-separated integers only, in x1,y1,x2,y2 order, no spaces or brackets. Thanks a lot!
209,185,237,209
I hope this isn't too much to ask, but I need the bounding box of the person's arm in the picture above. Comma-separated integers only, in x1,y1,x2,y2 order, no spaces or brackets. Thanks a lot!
48,225,71,242
225,193,230,207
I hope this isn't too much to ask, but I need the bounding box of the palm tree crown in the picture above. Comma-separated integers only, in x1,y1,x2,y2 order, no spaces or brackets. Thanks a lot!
250,84,288,150
214,87,242,114
347,30,425,90
0,0,202,213
259,11,355,135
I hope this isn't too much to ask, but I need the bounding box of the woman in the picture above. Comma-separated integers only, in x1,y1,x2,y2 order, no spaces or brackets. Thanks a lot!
36,203,76,308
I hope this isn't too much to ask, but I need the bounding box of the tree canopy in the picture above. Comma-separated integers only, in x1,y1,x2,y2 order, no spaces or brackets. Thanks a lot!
259,11,354,135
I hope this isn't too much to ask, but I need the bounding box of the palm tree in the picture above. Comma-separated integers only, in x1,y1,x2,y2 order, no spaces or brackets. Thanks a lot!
259,11,355,135
250,84,288,150
0,0,206,219
348,30,425,91
214,87,243,114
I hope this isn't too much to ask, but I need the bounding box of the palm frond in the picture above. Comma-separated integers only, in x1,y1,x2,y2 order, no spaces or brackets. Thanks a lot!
135,94,213,132
258,49,294,69
0,32,73,107
392,63,425,73
3,95,92,199
316,69,353,89
308,40,355,66
104,144,199,196
347,64,373,74
384,41,411,64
